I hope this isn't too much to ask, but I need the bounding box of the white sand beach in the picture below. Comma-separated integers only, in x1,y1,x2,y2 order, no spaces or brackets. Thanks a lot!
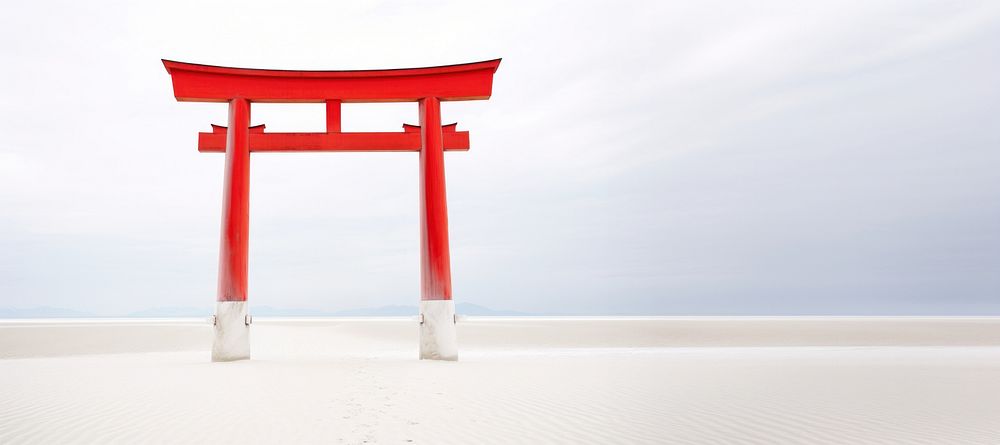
1,317,999,444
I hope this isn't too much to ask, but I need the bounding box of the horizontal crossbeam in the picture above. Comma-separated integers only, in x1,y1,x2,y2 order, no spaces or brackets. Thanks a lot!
198,124,469,152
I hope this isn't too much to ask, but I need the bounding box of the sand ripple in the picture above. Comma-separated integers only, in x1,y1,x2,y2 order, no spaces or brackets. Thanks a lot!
1,318,999,444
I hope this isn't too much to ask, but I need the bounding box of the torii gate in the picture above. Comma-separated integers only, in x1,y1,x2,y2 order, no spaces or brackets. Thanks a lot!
162,58,501,362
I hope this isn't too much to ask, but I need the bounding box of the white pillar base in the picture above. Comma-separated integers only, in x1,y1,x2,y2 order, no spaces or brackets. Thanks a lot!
419,300,458,361
212,301,250,362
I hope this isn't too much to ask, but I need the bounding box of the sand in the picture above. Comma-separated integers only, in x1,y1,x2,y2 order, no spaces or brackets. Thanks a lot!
1,317,999,444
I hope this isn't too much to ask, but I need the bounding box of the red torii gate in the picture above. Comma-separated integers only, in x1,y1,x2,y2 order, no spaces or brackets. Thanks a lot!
162,58,501,362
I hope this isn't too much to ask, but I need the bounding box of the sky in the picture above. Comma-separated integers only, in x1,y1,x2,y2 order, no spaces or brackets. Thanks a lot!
0,1,998,315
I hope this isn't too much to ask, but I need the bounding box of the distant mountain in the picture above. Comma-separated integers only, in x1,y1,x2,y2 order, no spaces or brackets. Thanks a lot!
454,302,528,316
127,302,530,317
127,307,211,317
251,306,335,317
330,302,528,316
332,305,416,316
0,306,95,318
0,303,530,319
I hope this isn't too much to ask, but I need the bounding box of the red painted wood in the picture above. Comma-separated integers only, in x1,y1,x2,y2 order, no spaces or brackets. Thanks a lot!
212,124,265,134
405,123,457,133
162,59,500,103
163,59,501,311
196,130,470,152
217,98,250,302
326,100,341,133
419,97,452,301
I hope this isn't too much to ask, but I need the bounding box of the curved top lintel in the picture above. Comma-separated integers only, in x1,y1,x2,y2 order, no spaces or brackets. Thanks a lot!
162,58,501,103
162,58,501,79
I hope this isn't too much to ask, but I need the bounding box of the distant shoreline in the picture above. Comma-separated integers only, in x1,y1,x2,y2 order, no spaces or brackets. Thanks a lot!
2,315,1000,323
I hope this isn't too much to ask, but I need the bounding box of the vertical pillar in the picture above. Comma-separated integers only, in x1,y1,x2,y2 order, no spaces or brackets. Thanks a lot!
213,97,251,362
418,97,457,360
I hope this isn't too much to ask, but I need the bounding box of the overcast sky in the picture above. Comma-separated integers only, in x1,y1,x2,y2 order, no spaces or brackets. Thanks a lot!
0,1,997,315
